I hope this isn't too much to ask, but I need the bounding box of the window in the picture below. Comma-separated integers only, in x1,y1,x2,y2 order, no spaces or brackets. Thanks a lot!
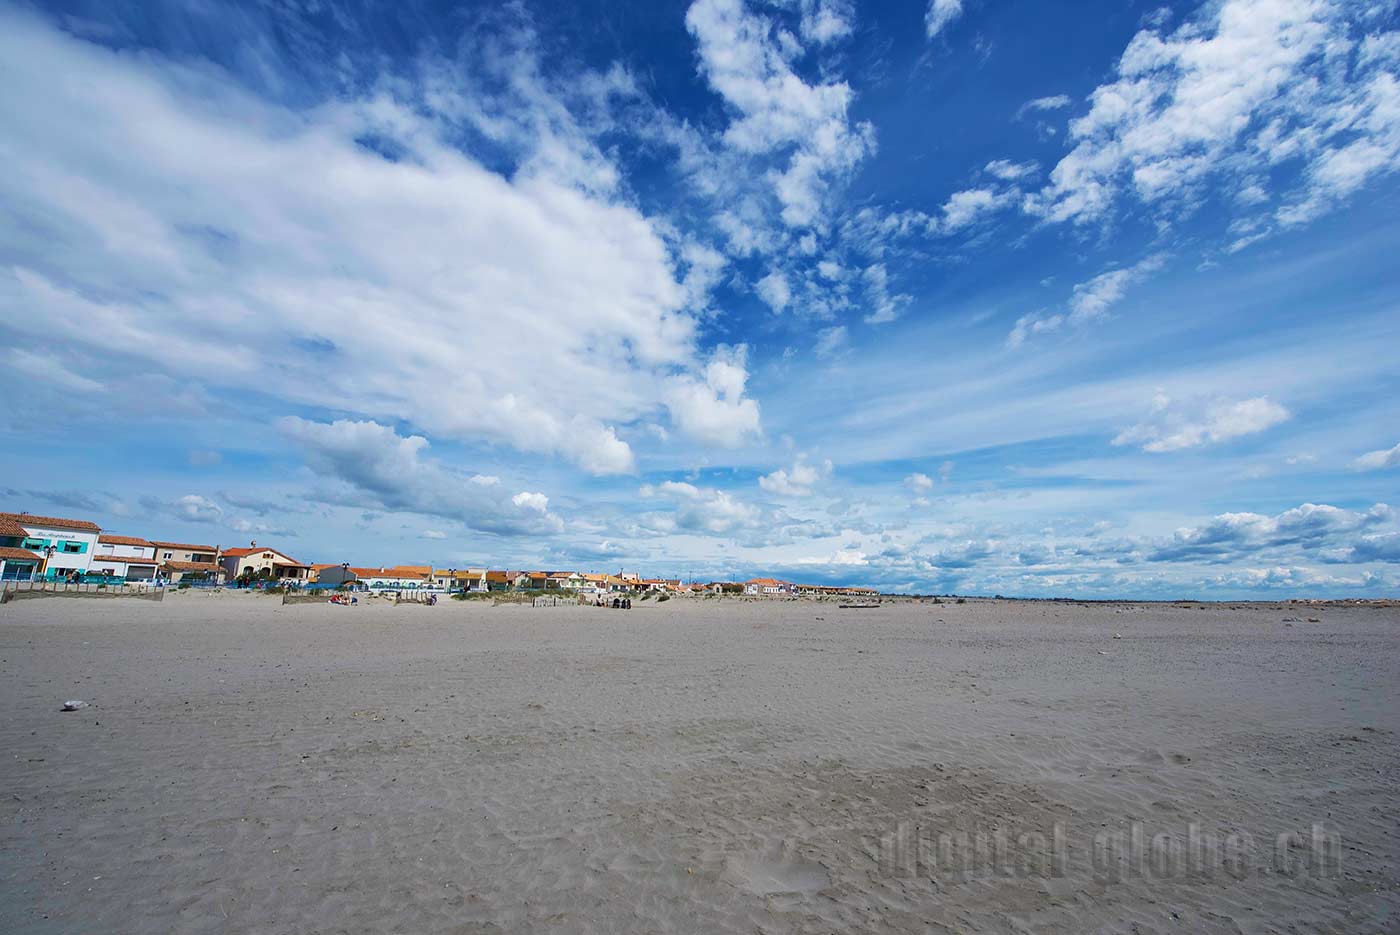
22,538,49,550
61,541,85,554
164,552,173,559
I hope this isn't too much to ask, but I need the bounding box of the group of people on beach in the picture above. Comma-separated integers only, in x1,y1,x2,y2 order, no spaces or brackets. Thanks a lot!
593,596,632,609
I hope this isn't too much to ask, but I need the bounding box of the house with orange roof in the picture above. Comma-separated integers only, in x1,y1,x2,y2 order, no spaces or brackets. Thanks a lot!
431,568,487,591
89,533,160,582
356,566,433,591
0,515,45,580
0,511,102,579
485,570,527,591
219,543,310,582
744,577,792,596
150,540,219,565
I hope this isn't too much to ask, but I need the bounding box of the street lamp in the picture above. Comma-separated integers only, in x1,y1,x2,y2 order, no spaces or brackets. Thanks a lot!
42,544,56,581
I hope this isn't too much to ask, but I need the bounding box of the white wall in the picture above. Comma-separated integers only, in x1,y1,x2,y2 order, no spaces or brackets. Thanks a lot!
20,524,99,573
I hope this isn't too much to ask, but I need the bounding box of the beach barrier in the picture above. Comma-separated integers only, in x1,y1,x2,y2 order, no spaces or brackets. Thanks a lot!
282,592,333,605
1,580,165,604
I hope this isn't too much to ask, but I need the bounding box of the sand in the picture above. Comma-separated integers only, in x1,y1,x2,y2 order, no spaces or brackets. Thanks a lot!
2,592,1397,934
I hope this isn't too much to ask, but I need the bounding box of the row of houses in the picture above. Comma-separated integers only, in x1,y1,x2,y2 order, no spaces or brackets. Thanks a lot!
0,510,879,598
0,512,313,585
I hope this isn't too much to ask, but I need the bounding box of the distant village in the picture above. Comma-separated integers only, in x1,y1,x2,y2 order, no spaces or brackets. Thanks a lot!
0,510,879,599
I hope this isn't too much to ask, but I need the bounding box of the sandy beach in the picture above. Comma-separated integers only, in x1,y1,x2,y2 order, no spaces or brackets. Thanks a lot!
2,592,1397,933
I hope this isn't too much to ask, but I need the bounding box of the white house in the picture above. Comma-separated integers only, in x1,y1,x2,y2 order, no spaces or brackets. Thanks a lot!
744,577,792,596
88,534,160,582
431,568,487,591
0,512,102,578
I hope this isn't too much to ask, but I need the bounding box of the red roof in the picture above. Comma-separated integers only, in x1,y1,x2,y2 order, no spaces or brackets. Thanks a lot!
0,518,28,538
0,512,101,533
91,555,158,565
99,534,153,546
222,546,305,565
0,547,42,562
150,541,217,552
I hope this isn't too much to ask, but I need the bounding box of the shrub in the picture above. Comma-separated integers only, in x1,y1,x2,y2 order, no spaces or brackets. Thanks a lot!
955,597,966,604
656,594,670,603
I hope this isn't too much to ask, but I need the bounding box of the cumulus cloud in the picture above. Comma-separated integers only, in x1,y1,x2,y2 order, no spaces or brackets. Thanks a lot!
1353,441,1400,471
666,344,763,446
278,417,564,535
759,457,832,496
686,0,874,227
421,530,449,540
1320,532,1400,564
1113,393,1291,452
925,0,964,39
0,8,769,477
1026,0,1400,237
641,479,762,535
756,270,792,312
1148,502,1391,562
904,473,934,492
798,0,854,44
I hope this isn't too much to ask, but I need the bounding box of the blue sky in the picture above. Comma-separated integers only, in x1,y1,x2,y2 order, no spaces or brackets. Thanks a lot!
2,0,1399,597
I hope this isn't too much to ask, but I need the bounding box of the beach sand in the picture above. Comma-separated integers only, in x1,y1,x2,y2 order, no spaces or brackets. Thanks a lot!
2,592,1397,933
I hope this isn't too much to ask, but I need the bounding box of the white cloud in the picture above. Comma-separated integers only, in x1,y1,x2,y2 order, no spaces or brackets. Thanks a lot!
666,344,763,446
759,457,832,496
278,417,564,535
925,0,964,39
798,0,854,44
1008,254,1167,346
512,491,550,513
984,159,1039,182
756,269,792,312
1027,0,1400,235
862,263,909,324
904,472,935,492
173,494,225,523
1113,394,1292,453
1149,502,1392,561
1067,253,1168,322
641,479,762,535
0,8,769,477
1353,441,1400,471
814,324,848,358
7,349,103,393
421,530,448,540
940,187,1007,232
1015,95,1073,119
686,0,873,228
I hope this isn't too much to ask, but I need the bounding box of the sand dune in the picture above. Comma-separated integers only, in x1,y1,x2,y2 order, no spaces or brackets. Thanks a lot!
2,592,1397,933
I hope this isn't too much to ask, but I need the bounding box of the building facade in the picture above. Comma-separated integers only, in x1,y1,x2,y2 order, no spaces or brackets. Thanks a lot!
0,512,102,579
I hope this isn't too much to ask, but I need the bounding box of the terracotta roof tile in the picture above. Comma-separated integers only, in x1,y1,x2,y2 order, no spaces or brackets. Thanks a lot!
0,512,101,533
0,547,42,562
99,534,153,546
